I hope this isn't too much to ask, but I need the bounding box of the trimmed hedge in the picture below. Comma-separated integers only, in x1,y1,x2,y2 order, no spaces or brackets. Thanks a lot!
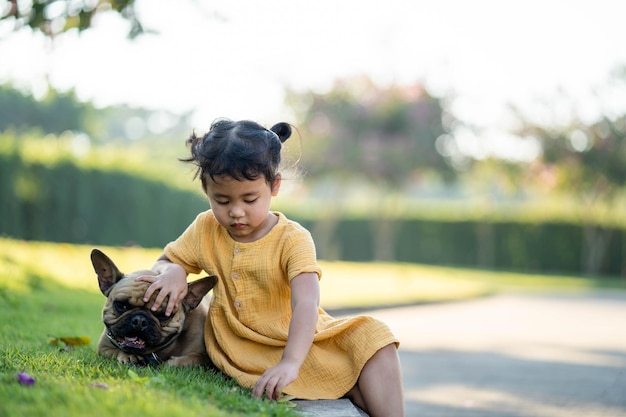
0,151,208,247
1,149,624,276
299,218,624,276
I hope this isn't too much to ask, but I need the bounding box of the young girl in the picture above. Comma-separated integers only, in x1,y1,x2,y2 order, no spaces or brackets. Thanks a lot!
139,119,405,417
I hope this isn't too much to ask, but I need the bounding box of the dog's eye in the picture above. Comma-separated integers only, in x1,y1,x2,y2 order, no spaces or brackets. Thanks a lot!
113,300,130,313
155,312,171,322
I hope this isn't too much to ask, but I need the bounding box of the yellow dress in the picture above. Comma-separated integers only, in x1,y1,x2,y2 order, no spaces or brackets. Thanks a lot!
164,210,399,399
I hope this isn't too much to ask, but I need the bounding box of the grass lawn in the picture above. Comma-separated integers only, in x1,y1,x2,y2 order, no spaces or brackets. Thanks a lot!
0,239,296,417
1,237,624,417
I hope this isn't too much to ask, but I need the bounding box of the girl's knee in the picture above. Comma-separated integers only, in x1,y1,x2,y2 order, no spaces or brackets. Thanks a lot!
375,343,399,362
382,342,398,353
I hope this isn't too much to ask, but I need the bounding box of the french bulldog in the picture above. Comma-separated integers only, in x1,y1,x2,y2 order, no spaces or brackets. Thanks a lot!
91,248,217,366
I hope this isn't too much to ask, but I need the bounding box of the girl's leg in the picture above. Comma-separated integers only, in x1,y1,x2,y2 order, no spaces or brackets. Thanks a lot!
345,343,405,417
345,384,366,412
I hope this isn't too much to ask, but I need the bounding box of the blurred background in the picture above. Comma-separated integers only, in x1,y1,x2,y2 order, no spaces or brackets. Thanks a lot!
1,0,626,278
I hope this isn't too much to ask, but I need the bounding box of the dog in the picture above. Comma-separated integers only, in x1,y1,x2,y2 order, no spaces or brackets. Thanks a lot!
91,248,217,366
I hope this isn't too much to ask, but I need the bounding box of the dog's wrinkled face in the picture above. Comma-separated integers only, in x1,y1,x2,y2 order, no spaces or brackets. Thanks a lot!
92,249,217,366
102,270,186,354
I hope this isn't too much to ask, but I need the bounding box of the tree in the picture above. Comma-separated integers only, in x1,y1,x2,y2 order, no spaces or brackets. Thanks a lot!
1,0,142,38
515,103,626,275
291,76,456,188
0,83,89,134
0,83,190,144
288,76,457,261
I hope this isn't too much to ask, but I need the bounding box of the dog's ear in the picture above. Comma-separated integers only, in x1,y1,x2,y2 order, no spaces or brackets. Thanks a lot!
91,249,125,296
183,276,218,310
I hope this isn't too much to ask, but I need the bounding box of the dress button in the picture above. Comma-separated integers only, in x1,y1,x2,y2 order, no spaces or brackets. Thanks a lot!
232,272,240,280
234,247,241,254
234,300,242,308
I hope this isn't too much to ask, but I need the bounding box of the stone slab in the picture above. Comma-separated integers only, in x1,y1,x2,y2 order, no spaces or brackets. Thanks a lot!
293,399,368,416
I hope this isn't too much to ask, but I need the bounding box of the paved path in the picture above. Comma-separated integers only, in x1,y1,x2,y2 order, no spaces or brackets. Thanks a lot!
354,291,626,417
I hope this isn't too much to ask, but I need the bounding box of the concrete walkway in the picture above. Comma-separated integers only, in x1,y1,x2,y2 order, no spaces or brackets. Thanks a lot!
294,399,367,416
361,291,626,417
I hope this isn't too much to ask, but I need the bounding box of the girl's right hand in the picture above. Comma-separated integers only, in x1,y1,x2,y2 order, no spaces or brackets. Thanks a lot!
137,260,188,316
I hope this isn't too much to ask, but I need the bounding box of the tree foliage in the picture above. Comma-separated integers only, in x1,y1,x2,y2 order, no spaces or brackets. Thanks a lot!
0,83,190,144
1,0,142,38
0,84,90,134
513,77,626,275
518,112,626,205
289,77,457,189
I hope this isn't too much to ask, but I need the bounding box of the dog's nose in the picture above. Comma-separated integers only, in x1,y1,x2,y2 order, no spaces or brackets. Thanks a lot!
131,314,150,331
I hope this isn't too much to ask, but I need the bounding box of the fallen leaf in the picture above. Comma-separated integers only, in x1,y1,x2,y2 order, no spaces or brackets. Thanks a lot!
49,336,91,347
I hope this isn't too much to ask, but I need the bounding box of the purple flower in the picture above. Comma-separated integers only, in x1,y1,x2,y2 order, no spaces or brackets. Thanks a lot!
17,372,35,386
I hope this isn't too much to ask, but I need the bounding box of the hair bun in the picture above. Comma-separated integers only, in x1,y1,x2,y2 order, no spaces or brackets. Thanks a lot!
270,122,292,143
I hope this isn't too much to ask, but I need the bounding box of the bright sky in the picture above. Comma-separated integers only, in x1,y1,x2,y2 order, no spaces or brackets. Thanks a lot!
1,0,625,159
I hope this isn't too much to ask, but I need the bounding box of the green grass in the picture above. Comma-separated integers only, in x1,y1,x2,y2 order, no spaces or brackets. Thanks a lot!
317,261,626,310
0,239,296,417
1,237,625,417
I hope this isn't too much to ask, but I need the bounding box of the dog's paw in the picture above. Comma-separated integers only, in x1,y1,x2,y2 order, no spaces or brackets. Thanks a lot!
116,352,144,365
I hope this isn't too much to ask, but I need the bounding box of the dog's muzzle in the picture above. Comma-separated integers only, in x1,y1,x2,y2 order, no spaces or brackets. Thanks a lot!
104,307,188,365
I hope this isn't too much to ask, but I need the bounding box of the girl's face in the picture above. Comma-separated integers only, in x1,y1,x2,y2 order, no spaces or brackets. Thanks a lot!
204,174,281,243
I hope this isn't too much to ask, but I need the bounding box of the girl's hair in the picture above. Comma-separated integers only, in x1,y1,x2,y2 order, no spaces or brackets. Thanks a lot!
182,119,292,190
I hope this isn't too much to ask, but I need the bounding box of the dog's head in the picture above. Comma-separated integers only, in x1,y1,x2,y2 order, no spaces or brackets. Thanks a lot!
91,249,217,355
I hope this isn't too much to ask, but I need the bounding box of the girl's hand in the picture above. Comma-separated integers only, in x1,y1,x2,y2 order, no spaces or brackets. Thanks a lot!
252,360,300,400
137,260,188,316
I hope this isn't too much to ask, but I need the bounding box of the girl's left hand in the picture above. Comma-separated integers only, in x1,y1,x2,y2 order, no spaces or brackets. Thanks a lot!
252,360,299,400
